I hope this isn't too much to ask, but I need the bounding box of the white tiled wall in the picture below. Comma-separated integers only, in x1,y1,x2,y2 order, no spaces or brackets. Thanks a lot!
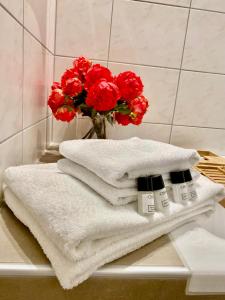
0,1,55,194
51,0,225,155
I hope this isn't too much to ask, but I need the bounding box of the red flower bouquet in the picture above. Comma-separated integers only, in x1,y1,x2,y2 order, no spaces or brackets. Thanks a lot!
48,56,149,139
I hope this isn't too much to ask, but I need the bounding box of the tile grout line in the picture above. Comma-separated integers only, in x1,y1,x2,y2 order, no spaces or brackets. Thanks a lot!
169,0,192,144
106,0,115,67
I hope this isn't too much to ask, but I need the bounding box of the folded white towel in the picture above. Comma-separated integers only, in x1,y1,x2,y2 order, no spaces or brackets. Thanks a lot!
59,137,200,188
3,163,225,288
57,158,200,206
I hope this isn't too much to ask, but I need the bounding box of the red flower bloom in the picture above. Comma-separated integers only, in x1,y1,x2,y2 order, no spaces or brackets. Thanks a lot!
73,56,92,80
115,71,143,101
61,68,79,88
53,105,76,122
86,80,120,111
115,113,131,126
48,88,65,112
51,82,61,90
85,64,113,90
129,95,149,115
62,77,83,97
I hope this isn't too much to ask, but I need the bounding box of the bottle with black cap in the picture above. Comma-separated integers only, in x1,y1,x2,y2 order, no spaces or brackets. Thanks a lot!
150,175,170,212
184,169,198,201
137,176,155,214
170,171,189,203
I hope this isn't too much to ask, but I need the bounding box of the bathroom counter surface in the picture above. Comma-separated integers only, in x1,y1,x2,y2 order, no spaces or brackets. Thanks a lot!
0,202,189,279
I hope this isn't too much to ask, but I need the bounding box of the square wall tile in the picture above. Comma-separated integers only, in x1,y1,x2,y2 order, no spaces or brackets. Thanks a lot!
76,118,171,142
0,0,23,22
174,71,225,129
109,62,179,124
0,7,23,142
23,119,46,164
24,0,56,52
55,0,112,59
0,133,22,195
109,0,188,68
23,31,48,128
136,0,191,7
183,10,225,73
192,0,225,13
171,125,225,155
52,118,77,144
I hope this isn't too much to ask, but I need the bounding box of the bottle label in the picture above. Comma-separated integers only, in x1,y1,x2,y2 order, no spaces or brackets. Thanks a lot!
158,190,169,208
179,184,189,202
141,193,155,214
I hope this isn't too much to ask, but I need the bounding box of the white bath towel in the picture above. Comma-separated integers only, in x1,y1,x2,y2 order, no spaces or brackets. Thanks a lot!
59,137,200,188
3,164,225,288
57,158,200,206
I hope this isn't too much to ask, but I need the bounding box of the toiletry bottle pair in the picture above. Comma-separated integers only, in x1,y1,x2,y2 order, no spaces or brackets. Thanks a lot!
137,175,170,215
170,169,197,204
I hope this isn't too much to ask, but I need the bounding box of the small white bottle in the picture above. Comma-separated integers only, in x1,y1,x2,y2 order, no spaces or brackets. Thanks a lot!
150,175,170,213
137,177,155,215
184,169,198,201
170,171,189,204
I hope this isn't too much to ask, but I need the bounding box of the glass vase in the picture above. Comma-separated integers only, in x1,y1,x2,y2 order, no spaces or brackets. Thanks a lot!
82,114,106,139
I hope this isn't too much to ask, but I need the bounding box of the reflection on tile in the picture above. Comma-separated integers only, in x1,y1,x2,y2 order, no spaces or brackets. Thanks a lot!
0,0,23,22
45,51,54,116
22,120,46,164
109,62,179,124
183,10,225,73
192,0,225,13
52,118,77,144
55,0,112,59
0,133,22,194
0,7,23,142
174,71,225,129
110,0,188,68
139,0,191,7
23,32,47,128
24,0,56,52
171,126,225,155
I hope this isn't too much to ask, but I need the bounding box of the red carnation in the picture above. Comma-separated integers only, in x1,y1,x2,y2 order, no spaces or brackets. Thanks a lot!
85,64,113,90
73,56,92,80
115,71,143,101
115,113,131,126
129,95,148,115
61,68,79,88
53,105,76,122
62,77,83,97
51,82,61,90
48,88,65,112
86,80,120,111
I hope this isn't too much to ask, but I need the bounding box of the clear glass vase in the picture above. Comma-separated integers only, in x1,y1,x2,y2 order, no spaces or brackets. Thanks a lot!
82,114,106,139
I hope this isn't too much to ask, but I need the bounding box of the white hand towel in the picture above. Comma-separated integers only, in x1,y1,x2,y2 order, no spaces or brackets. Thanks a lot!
59,137,200,188
4,187,218,289
57,158,200,206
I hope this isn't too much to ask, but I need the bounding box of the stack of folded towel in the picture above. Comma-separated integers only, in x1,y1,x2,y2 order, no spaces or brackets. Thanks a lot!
3,137,225,289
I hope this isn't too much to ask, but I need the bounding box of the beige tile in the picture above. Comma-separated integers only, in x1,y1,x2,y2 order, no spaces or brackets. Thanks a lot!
52,118,77,144
109,62,179,124
46,51,54,116
183,10,225,73
0,0,23,22
109,0,188,68
55,0,112,59
23,32,48,128
0,7,23,142
24,0,56,52
192,0,225,12
0,133,22,195
22,120,46,164
170,126,225,155
174,71,225,129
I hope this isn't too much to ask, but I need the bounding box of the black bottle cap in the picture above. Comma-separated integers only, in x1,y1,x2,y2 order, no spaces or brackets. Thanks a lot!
137,176,149,191
170,171,186,184
148,175,165,191
183,169,192,182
